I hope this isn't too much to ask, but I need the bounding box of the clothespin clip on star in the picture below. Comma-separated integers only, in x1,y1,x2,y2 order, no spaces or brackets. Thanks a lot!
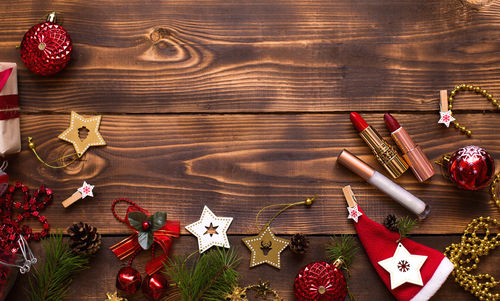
342,185,363,223
62,181,94,208
438,90,455,127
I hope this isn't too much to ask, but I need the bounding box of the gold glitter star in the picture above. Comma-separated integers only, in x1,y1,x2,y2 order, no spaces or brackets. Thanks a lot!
225,287,248,300
58,111,106,157
242,226,289,269
105,291,127,301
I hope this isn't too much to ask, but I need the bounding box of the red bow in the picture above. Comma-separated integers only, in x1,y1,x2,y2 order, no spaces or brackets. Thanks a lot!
110,199,180,275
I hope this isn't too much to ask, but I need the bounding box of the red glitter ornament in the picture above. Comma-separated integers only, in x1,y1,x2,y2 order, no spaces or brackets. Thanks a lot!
447,145,495,190
116,266,142,295
141,272,168,300
20,12,72,76
294,261,347,301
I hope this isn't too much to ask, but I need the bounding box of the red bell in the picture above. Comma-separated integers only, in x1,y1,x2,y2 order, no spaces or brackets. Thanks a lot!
116,266,142,295
141,272,168,300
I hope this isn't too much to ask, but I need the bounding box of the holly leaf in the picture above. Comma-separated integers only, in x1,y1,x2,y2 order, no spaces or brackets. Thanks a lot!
128,211,147,231
138,230,154,250
149,212,166,232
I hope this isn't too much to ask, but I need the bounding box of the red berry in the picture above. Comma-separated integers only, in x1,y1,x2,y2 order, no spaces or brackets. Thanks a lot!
142,221,151,231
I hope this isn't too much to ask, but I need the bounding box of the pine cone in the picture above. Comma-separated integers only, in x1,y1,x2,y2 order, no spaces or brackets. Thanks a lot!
383,214,398,232
67,222,101,256
290,233,309,254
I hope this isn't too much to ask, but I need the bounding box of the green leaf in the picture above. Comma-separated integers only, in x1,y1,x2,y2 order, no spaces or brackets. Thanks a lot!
128,211,147,231
138,230,154,250
149,212,166,232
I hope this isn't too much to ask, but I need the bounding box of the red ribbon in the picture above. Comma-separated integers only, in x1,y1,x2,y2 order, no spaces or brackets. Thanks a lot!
110,200,180,275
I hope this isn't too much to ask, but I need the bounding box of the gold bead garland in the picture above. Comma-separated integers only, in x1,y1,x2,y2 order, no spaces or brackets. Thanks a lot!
447,84,499,136
491,173,500,211
444,217,499,300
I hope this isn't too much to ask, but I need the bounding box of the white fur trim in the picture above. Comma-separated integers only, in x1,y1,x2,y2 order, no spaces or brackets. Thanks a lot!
410,257,454,301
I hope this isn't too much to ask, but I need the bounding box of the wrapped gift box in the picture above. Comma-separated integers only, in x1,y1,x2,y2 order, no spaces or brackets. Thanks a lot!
0,63,20,156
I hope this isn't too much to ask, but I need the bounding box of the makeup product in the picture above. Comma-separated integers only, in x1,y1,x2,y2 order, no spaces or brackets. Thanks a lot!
337,149,430,219
384,113,435,182
350,112,408,179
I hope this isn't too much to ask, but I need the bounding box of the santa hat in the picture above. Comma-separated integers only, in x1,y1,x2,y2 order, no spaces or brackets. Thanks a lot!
343,186,454,301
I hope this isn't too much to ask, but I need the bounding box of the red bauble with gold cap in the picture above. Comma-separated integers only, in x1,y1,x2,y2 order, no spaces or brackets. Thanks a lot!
294,261,347,300
447,145,495,190
20,12,72,76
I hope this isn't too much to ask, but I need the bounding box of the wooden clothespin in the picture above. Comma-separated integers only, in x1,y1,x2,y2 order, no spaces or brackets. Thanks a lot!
438,90,455,127
342,185,363,223
342,185,357,207
62,181,94,208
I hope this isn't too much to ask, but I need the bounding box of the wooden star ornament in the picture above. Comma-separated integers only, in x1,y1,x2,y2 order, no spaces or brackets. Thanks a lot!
185,206,233,253
242,226,289,269
58,111,106,157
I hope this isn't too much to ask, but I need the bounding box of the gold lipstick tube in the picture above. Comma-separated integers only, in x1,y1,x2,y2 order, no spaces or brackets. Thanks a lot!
359,126,408,178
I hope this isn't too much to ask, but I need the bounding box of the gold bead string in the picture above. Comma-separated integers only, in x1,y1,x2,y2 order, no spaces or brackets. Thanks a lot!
444,217,499,300
447,84,499,137
491,173,500,211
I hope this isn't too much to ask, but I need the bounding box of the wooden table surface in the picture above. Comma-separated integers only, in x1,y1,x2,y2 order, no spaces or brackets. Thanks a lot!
2,0,500,300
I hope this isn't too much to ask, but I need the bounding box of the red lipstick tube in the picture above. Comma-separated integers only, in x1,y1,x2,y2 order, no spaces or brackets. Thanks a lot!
350,112,408,179
384,114,435,182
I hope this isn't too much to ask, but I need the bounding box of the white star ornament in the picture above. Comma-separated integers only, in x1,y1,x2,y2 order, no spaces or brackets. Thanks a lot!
185,206,233,253
378,243,428,290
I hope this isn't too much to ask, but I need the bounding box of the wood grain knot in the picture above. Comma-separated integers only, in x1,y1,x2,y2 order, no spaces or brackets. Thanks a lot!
150,28,170,44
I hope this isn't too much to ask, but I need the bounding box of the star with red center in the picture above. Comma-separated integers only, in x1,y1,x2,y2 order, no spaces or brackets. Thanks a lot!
347,204,362,223
438,111,455,127
77,181,94,199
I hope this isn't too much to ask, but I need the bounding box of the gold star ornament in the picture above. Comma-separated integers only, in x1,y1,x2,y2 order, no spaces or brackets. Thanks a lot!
242,226,289,269
105,291,127,301
58,111,106,157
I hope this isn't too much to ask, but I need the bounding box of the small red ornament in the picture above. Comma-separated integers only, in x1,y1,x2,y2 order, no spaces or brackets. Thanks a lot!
447,145,495,190
294,261,347,301
20,12,72,76
141,272,168,300
142,221,151,231
116,266,142,295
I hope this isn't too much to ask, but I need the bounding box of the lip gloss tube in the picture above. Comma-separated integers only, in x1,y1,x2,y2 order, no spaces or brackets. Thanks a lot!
337,149,430,219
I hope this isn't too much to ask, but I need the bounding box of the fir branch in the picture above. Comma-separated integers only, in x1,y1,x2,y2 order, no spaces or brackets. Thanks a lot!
326,235,358,270
397,216,417,241
165,248,241,301
26,232,89,301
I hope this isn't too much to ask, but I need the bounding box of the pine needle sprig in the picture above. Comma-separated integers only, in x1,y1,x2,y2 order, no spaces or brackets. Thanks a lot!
27,231,89,301
165,247,241,301
397,216,417,241
326,234,358,270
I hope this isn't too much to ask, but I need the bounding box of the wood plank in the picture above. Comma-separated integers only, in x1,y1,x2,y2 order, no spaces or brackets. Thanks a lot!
8,235,495,300
6,113,499,235
1,0,500,112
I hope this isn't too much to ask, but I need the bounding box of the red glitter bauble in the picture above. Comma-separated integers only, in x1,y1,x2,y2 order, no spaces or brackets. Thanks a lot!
141,272,168,300
116,266,142,295
448,145,495,190
294,261,347,301
20,14,72,76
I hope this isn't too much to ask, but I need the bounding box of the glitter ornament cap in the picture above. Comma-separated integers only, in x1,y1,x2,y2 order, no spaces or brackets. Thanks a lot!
20,12,72,76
